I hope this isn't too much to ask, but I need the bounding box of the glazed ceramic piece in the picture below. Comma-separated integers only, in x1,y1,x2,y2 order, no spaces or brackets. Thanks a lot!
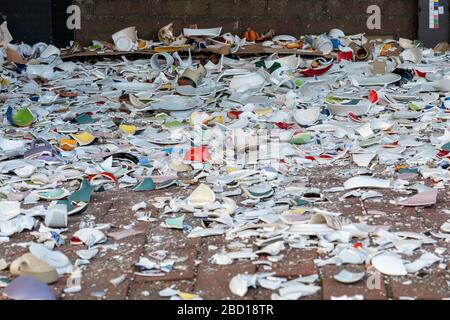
150,52,175,71
229,72,266,93
38,189,70,201
400,48,423,65
344,176,391,190
44,204,68,228
242,183,274,199
29,243,72,276
229,274,249,297
441,222,450,233
6,107,36,127
396,189,438,207
70,132,96,146
10,253,58,284
404,253,441,273
76,249,98,260
352,153,376,167
328,28,345,39
326,97,372,117
4,276,56,300
183,27,222,38
112,27,138,51
371,253,407,276
74,228,107,247
151,96,203,111
0,201,21,222
273,35,298,43
187,184,216,208
349,73,401,86
165,215,185,230
175,81,217,96
333,269,365,284
133,178,156,192
293,107,321,126
112,81,159,92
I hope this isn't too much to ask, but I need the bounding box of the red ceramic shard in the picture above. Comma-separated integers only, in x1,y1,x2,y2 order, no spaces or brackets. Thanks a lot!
275,122,294,129
301,63,333,77
368,90,379,103
348,112,363,123
184,146,211,162
337,51,353,62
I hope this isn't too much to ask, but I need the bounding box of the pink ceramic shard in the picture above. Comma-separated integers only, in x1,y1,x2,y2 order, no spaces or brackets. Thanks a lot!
397,189,438,207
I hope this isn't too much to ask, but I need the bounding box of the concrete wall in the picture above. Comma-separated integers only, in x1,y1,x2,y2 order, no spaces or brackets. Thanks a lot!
74,0,418,44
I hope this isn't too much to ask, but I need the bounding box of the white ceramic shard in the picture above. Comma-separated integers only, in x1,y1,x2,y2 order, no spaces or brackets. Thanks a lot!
76,249,98,260
73,228,107,247
44,204,68,228
112,27,138,51
400,48,423,64
356,122,374,139
404,253,441,273
229,72,266,93
187,184,216,208
183,27,222,38
441,222,450,233
294,107,321,126
333,269,365,284
371,253,407,276
0,201,21,222
29,243,72,276
255,241,284,256
352,153,376,167
344,176,391,190
229,274,249,297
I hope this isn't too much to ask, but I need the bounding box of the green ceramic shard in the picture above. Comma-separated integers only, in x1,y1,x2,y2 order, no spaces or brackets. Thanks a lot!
442,142,450,151
290,132,312,145
75,113,94,125
165,215,185,230
13,108,36,127
133,178,156,192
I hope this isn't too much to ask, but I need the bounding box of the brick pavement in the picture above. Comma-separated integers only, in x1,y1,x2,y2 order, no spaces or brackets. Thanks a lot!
1,166,449,300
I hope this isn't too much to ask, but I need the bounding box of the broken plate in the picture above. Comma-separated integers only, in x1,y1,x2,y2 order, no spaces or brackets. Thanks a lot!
333,269,365,284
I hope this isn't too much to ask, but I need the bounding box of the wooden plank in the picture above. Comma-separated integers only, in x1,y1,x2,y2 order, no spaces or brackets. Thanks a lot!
61,44,330,60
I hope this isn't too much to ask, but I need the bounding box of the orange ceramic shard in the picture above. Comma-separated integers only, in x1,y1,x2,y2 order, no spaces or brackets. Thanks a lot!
59,139,77,151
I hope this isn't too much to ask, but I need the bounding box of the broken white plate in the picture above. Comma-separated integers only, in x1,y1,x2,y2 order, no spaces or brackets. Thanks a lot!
229,274,249,297
352,153,376,167
333,269,365,284
344,176,391,190
0,201,21,222
404,252,441,273
293,107,321,126
350,73,401,86
230,72,266,93
371,252,407,276
73,228,107,247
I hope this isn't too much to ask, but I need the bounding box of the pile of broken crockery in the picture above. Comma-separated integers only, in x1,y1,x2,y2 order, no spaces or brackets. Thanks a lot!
0,22,449,300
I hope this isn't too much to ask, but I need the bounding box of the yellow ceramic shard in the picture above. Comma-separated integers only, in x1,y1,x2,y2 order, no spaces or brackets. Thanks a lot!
119,124,137,135
254,107,273,116
178,292,199,300
71,132,95,146
290,209,306,215
226,167,238,173
59,138,77,151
